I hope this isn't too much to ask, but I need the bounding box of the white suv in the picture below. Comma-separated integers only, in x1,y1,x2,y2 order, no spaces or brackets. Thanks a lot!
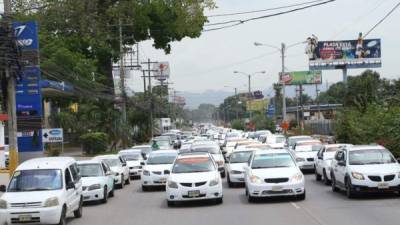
331,145,400,198
0,157,83,225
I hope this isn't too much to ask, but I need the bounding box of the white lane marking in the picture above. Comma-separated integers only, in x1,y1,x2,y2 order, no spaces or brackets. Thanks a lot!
291,202,300,209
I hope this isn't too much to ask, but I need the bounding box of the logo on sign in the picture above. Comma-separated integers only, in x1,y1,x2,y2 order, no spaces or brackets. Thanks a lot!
14,25,34,47
49,130,61,135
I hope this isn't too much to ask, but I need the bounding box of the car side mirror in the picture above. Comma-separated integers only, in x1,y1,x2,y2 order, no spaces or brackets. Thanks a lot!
221,150,227,155
397,158,400,163
67,181,75,190
140,162,145,166
0,185,6,192
106,171,113,176
122,162,127,167
338,161,346,166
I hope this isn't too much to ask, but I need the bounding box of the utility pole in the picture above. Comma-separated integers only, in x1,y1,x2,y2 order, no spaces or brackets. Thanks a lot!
3,0,18,175
316,83,320,120
141,59,159,138
142,70,147,95
234,87,239,120
281,43,287,121
118,18,127,124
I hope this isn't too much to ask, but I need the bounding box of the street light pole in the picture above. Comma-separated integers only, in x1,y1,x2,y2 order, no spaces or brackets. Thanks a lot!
281,43,287,121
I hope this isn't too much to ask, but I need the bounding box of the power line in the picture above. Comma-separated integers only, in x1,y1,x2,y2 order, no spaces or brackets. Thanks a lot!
363,1,400,38
203,0,336,32
206,0,327,17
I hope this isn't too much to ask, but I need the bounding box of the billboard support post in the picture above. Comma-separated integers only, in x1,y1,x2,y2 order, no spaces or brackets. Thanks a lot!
342,67,348,85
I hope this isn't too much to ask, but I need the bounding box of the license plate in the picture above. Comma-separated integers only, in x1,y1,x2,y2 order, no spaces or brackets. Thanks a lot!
159,178,167,183
378,183,389,189
19,215,32,222
271,186,283,192
188,190,200,197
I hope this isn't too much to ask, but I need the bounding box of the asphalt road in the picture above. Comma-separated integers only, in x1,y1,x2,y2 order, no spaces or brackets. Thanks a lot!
68,174,400,225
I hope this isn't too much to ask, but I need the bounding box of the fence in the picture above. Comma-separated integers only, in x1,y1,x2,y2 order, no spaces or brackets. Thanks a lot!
304,119,335,135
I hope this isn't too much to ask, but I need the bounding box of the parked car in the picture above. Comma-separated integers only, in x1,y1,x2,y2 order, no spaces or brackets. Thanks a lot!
166,152,223,206
244,150,305,202
0,157,83,225
93,155,130,188
191,144,226,178
142,150,178,191
226,149,254,187
77,160,115,203
119,149,145,179
315,144,352,184
330,145,400,198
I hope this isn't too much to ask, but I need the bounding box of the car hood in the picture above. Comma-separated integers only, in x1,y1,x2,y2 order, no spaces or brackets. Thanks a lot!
212,154,224,162
350,163,400,175
323,152,336,160
1,190,62,204
251,167,300,179
295,151,318,158
228,163,247,172
144,164,173,171
126,160,140,167
82,177,103,187
110,166,123,173
169,171,218,183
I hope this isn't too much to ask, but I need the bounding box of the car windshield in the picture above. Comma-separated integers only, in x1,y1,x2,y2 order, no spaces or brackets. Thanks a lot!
191,146,220,154
147,154,177,165
103,159,121,167
251,153,295,169
275,137,286,143
289,137,312,146
121,154,141,161
132,147,152,154
349,149,396,165
227,133,240,138
158,141,171,147
172,157,215,173
295,144,322,152
77,164,103,177
8,169,62,192
230,152,253,163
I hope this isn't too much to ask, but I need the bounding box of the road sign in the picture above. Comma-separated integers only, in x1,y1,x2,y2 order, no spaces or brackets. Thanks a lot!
266,105,276,118
42,128,63,143
153,62,170,81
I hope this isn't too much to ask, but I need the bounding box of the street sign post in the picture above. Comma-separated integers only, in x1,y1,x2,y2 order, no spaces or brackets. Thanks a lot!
42,128,64,154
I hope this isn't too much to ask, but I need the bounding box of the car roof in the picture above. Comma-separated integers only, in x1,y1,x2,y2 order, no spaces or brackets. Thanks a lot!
254,149,289,155
177,152,210,159
131,145,151,148
324,144,352,148
119,149,142,154
296,140,321,144
149,150,177,155
288,135,312,140
17,157,76,170
347,145,386,151
77,160,102,165
93,155,119,160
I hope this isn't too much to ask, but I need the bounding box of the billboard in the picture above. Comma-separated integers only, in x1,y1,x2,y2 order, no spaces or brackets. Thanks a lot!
307,36,381,70
280,71,322,85
153,62,170,81
246,99,268,112
13,21,39,50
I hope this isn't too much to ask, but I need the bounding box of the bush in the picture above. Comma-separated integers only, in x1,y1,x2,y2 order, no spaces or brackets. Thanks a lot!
231,119,245,130
80,132,109,155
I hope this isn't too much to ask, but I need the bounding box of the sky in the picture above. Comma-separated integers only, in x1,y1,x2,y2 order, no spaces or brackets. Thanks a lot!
126,0,400,98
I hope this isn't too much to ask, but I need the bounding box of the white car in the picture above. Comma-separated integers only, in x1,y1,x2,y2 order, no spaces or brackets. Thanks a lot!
166,152,223,206
191,144,226,178
244,150,305,202
119,149,145,179
292,141,322,171
226,149,254,187
331,145,400,198
287,135,313,150
0,157,83,225
131,145,152,159
315,144,352,185
77,160,115,203
93,155,130,188
142,150,178,191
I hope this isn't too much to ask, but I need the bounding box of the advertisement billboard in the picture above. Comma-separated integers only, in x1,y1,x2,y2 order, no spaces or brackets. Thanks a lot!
246,99,268,112
307,37,381,70
153,62,170,81
280,71,322,85
13,21,39,50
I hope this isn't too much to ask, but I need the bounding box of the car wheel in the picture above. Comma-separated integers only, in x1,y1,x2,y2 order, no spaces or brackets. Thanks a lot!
227,175,234,188
109,186,115,197
142,185,149,192
120,175,125,189
247,194,255,203
331,174,339,192
102,187,108,203
346,177,356,199
215,197,223,204
221,171,226,178
297,190,306,201
167,200,175,207
125,176,130,185
323,169,331,185
73,198,83,218
315,168,322,181
58,206,67,225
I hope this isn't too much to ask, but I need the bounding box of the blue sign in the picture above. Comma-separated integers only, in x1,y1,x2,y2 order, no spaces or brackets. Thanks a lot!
16,66,42,118
18,130,43,152
13,21,39,50
266,104,275,118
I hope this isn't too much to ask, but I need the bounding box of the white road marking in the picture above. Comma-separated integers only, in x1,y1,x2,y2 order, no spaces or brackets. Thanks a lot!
291,202,300,209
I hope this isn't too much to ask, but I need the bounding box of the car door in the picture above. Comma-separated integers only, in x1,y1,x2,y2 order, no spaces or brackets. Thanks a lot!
64,168,76,213
334,150,346,185
102,162,114,192
316,147,325,174
119,156,129,179
69,163,82,209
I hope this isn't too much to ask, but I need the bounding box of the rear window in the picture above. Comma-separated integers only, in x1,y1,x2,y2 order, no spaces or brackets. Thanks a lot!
191,146,220,154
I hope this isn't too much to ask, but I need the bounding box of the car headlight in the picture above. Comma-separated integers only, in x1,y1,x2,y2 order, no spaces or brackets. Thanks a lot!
143,170,150,176
168,181,178,189
231,170,243,175
44,197,59,207
296,158,305,162
351,172,365,180
292,173,303,182
209,178,219,186
250,175,263,184
88,184,101,191
0,199,7,209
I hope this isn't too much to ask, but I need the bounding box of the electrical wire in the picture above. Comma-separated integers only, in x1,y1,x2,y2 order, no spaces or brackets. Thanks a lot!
363,1,400,38
204,0,336,32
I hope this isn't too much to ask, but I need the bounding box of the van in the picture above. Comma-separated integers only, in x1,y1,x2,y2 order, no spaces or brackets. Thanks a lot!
0,157,83,225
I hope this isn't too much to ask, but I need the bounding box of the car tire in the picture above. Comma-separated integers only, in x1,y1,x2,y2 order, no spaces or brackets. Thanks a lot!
119,175,125,189
73,198,83,218
323,169,331,185
58,206,67,225
125,176,130,185
221,171,226,178
346,177,356,199
102,187,108,203
142,185,149,192
167,200,175,207
331,174,339,192
109,187,115,197
227,175,234,188
297,190,306,201
215,197,223,205
247,194,255,203
315,168,322,181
